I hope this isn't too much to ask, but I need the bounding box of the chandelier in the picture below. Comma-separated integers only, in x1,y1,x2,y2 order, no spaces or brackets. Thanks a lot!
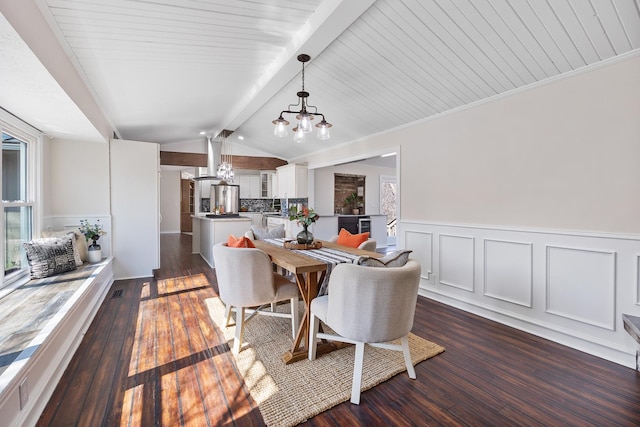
272,54,332,143
215,131,234,182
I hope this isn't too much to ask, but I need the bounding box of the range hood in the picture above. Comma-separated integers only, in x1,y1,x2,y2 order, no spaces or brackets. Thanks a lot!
201,129,234,181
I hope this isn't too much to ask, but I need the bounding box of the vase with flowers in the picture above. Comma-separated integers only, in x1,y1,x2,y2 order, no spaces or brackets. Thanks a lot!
79,219,107,263
289,207,319,244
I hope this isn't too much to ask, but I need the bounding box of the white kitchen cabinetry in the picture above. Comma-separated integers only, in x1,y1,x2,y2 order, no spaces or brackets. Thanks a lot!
192,216,252,267
260,171,275,198
276,163,307,198
240,212,264,227
238,174,260,198
271,172,278,198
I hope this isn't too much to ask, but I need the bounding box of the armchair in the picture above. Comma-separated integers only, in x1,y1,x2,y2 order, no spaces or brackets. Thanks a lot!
213,242,299,354
308,259,421,404
328,235,377,252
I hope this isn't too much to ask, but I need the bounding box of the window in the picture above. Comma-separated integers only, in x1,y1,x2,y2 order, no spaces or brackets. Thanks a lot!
1,111,40,289
380,175,397,246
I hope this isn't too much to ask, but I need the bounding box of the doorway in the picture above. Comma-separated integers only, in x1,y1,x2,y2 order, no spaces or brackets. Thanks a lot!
180,179,194,232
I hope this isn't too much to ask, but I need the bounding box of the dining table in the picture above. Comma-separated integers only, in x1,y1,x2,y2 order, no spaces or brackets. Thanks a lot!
252,239,382,364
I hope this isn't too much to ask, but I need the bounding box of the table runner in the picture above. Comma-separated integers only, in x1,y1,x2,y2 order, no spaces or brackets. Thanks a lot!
263,238,362,295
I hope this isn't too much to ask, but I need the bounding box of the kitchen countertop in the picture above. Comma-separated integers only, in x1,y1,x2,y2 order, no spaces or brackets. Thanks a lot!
192,214,251,221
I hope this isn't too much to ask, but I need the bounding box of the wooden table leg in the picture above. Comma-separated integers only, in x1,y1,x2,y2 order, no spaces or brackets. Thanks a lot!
282,270,337,364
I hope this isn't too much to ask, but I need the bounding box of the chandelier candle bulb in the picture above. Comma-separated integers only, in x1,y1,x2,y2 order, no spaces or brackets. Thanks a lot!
293,127,305,144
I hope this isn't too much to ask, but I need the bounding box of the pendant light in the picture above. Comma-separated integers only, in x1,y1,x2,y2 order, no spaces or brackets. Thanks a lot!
272,54,332,143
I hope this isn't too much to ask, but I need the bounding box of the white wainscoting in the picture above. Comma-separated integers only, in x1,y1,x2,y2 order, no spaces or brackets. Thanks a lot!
399,220,640,368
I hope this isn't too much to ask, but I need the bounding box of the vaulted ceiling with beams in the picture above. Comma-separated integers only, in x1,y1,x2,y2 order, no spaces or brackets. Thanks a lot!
2,0,640,160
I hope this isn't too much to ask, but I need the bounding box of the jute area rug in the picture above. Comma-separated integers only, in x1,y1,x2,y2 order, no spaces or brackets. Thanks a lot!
206,297,445,427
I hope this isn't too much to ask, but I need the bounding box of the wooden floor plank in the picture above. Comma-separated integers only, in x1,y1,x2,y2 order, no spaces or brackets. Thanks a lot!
37,233,640,426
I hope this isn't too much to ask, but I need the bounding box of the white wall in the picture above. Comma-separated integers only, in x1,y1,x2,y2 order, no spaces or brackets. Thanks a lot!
399,55,640,234
110,139,160,279
44,138,112,255
160,170,180,233
312,163,395,216
302,54,640,235
46,138,111,217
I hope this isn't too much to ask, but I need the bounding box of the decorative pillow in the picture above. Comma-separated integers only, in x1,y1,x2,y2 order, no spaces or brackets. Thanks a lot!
42,229,87,264
23,236,78,279
227,234,256,248
357,250,413,268
336,228,370,248
251,224,285,240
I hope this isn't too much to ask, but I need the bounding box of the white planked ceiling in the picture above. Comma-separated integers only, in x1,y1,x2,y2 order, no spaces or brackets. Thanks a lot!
16,0,640,159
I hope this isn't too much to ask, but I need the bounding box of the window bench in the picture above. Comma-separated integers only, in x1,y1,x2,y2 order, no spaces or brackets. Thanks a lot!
0,257,114,427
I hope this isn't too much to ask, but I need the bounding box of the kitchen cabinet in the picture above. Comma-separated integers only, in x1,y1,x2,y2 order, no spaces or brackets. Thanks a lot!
260,171,275,198
240,212,264,227
238,174,260,198
337,216,359,234
271,172,278,198
276,163,307,198
192,215,252,267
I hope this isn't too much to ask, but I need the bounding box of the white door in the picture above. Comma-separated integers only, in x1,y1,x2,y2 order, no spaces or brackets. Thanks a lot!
110,139,160,279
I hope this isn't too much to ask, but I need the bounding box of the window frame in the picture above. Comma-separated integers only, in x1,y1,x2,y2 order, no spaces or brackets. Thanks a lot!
0,109,42,290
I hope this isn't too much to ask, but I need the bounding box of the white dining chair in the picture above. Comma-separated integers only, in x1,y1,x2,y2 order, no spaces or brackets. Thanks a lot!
213,242,299,354
308,259,421,404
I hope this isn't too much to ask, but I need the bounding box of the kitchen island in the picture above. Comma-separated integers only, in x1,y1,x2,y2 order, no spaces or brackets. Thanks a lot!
192,214,252,267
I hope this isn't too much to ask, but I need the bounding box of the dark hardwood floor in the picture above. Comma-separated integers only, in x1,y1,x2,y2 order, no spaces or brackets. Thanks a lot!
37,233,640,426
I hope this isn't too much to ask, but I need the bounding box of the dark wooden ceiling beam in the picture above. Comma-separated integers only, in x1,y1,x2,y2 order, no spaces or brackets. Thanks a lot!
230,156,288,170
160,151,287,170
160,151,207,167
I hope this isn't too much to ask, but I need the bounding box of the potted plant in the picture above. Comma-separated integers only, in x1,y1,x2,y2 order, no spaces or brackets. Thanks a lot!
345,192,359,215
289,207,319,244
79,219,107,263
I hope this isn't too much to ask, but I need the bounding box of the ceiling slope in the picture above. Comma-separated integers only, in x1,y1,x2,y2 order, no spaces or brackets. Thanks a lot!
2,0,639,159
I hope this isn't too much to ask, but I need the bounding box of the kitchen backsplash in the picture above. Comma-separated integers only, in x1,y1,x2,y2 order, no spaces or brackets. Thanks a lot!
200,197,308,213
201,198,210,212
240,198,307,213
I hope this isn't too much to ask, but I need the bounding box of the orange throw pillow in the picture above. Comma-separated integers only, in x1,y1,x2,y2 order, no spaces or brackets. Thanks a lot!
227,234,256,248
336,228,370,248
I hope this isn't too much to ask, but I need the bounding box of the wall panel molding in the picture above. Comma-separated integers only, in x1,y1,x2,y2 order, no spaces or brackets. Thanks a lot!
404,230,433,280
636,254,640,305
484,239,533,307
545,245,616,330
399,220,640,369
439,234,475,291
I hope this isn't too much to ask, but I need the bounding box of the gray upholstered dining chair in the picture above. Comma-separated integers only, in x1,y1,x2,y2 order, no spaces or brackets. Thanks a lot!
308,259,421,404
213,242,299,354
328,235,377,252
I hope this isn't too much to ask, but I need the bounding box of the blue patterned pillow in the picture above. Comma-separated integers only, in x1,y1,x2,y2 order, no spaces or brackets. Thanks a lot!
23,236,77,279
